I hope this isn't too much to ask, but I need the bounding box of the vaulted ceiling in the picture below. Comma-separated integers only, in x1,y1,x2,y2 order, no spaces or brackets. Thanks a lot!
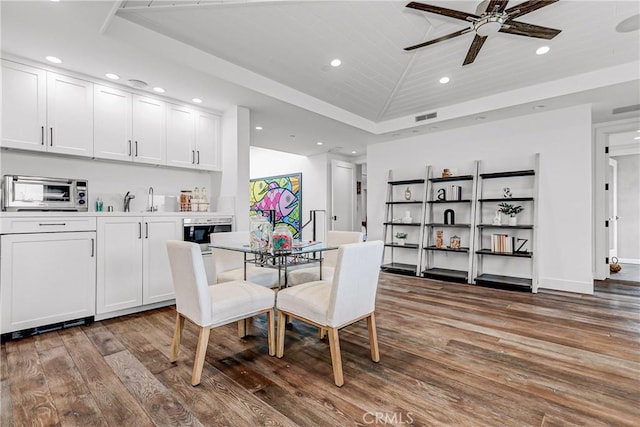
2,1,639,156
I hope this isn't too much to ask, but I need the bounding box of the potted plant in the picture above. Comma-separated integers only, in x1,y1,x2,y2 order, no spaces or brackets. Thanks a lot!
395,232,408,245
498,202,524,226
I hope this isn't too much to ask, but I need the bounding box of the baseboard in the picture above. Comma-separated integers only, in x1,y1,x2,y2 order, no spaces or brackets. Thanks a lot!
95,300,175,321
537,277,593,295
618,258,640,265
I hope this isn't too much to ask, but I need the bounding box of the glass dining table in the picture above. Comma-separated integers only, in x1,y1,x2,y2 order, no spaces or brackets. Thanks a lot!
207,240,338,288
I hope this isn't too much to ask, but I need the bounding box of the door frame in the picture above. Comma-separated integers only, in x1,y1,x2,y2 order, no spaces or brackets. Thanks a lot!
593,118,640,280
330,159,356,231
608,157,618,259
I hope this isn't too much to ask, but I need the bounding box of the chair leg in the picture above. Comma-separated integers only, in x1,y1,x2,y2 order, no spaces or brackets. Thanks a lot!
191,327,211,386
237,317,253,338
170,313,185,363
367,313,380,362
318,328,327,339
327,327,344,387
267,310,275,356
276,310,287,358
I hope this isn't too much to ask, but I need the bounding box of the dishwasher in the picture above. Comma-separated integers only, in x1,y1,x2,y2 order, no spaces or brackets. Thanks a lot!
0,216,96,340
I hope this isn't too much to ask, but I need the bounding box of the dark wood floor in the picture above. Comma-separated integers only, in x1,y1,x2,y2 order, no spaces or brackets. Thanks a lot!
2,273,639,426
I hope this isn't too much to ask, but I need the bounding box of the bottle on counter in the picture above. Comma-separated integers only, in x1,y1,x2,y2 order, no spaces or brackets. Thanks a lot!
96,196,103,212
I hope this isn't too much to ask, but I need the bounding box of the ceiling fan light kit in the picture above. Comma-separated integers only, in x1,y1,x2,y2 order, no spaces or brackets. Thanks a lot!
405,0,562,65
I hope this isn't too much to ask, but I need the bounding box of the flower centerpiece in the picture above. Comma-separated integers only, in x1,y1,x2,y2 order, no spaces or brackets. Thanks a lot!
498,202,524,226
395,232,408,245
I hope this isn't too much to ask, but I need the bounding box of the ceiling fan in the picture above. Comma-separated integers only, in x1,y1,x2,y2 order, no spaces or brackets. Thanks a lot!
405,0,562,65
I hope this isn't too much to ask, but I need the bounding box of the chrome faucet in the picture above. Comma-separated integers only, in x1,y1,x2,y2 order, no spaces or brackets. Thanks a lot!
147,186,156,212
124,191,135,212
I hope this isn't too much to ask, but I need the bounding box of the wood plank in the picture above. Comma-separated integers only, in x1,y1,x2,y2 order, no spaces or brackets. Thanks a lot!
33,330,64,352
83,323,126,356
0,344,14,427
58,328,155,427
104,350,203,427
37,344,107,427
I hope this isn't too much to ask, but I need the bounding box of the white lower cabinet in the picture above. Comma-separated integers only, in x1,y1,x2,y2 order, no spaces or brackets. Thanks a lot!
97,216,181,315
0,231,96,334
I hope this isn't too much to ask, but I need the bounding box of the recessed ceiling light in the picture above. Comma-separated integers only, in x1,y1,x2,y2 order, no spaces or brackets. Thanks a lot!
192,98,203,104
255,126,263,130
105,73,120,80
45,56,62,64
153,87,165,93
330,59,342,67
634,136,640,140
351,151,357,154
317,141,323,145
439,76,450,84
536,46,550,55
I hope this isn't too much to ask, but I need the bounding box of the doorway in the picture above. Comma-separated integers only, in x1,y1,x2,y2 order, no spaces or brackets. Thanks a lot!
330,159,356,231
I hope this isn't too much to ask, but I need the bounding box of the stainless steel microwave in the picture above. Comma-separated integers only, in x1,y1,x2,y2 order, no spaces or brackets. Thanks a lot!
2,175,89,211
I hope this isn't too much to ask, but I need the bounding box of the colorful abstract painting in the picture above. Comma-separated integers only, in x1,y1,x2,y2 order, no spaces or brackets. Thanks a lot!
250,173,302,238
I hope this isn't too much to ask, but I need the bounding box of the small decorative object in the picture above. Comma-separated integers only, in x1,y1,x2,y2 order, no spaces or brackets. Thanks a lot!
515,238,529,253
249,215,273,252
273,224,293,252
503,187,512,198
437,188,446,201
442,168,452,177
179,190,192,212
403,211,413,223
436,230,443,248
395,232,408,245
610,257,622,273
448,185,462,201
450,235,461,249
444,209,455,225
95,196,103,212
498,202,523,226
404,187,412,200
492,210,502,225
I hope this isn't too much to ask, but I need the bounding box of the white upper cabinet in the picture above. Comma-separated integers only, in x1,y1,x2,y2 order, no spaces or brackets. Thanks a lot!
132,95,166,165
47,72,94,157
195,111,221,171
166,103,196,168
1,61,47,150
94,84,133,161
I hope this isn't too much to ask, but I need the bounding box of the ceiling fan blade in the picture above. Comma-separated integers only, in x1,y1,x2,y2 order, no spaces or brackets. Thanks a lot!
485,0,509,14
406,2,479,22
500,20,561,39
505,0,559,20
404,28,471,51
463,34,487,65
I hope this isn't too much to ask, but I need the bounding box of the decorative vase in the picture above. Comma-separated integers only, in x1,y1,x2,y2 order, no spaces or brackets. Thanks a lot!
397,239,405,246
450,235,461,249
404,187,412,201
250,215,272,252
272,224,293,252
508,216,517,226
403,211,412,223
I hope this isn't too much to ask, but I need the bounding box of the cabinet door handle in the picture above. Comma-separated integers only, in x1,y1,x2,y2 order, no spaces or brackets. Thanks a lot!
145,222,149,239
191,150,195,164
138,222,142,239
91,238,95,257
135,141,138,157
128,140,132,156
41,126,45,145
197,150,200,165
39,223,66,226
50,128,53,146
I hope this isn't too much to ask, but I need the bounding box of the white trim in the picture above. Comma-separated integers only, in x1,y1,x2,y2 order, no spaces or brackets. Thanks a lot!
618,258,640,265
94,299,175,321
538,277,594,295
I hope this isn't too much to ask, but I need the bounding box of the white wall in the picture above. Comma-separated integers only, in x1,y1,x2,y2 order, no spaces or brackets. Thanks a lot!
250,146,328,241
0,150,217,212
368,104,593,294
614,154,640,262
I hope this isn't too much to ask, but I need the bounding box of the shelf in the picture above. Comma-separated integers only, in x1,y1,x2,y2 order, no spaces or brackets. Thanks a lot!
477,224,533,229
426,223,471,228
388,179,425,185
474,273,532,291
427,199,472,204
381,263,417,276
480,170,535,179
384,222,421,226
422,268,468,283
475,249,532,258
479,197,534,202
424,246,469,253
429,175,474,183
385,243,419,249
386,201,423,205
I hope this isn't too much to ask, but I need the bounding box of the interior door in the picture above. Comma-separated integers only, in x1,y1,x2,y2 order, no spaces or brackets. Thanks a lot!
608,157,618,259
331,159,356,231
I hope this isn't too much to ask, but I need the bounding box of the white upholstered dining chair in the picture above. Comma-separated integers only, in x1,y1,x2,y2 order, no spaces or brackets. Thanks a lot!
276,240,384,387
287,230,363,286
166,240,276,386
210,231,280,288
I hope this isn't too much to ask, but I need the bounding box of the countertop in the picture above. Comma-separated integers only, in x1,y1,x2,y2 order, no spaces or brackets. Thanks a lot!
0,211,234,218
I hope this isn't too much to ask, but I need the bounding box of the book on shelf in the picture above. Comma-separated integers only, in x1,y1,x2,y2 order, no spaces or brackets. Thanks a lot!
446,185,462,201
491,234,514,254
